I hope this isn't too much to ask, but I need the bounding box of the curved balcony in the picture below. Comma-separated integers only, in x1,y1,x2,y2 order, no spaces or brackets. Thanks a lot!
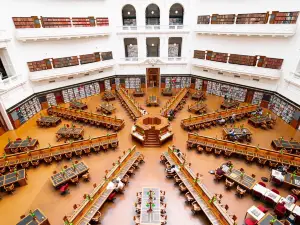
118,57,188,65
0,75,25,92
195,24,297,37
192,58,281,80
117,25,189,34
29,60,114,82
15,27,110,42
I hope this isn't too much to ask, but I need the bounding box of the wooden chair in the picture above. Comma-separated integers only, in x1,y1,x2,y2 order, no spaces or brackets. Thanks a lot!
0,167,5,174
21,162,30,169
161,215,167,225
160,203,167,214
179,182,187,193
135,202,141,214
65,152,73,160
214,148,222,156
197,145,204,153
269,161,278,169
9,165,17,172
246,155,255,163
53,154,62,161
205,147,213,153
121,174,130,185
31,160,40,167
224,150,233,158
127,166,136,175
261,122,267,129
191,201,201,214
4,183,15,194
257,158,267,167
70,175,79,185
214,172,224,182
44,157,53,164
185,192,194,204
82,172,90,182
174,175,182,184
91,211,101,224
20,215,25,219
225,179,235,189
133,215,140,225
236,185,246,198
73,204,80,210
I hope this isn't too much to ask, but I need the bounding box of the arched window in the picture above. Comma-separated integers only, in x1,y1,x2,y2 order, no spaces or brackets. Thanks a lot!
145,4,160,26
169,3,184,25
122,4,136,26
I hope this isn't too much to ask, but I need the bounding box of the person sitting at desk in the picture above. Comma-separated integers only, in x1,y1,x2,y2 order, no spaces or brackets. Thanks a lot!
218,117,226,125
228,129,236,139
166,165,176,174
114,179,125,193
215,167,225,176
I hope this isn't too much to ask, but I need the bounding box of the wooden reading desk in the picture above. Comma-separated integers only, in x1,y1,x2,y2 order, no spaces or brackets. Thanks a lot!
146,95,159,107
56,127,84,141
271,169,300,189
222,127,252,142
161,88,188,117
17,209,50,225
248,115,271,128
133,88,145,97
187,133,300,169
188,102,207,114
0,134,119,172
272,139,300,153
36,116,61,127
4,139,39,154
161,87,173,96
191,91,206,101
64,146,142,225
70,101,88,110
116,87,143,120
163,148,236,225
97,102,116,114
140,187,161,225
221,100,239,109
47,106,124,131
102,91,116,101
50,161,89,188
181,105,257,131
0,169,27,189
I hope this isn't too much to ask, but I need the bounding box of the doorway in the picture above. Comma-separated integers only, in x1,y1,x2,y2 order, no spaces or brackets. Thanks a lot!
146,68,160,88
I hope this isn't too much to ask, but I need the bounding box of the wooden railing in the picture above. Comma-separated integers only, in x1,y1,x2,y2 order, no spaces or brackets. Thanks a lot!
0,133,119,171
181,104,258,129
47,106,125,130
161,88,189,117
116,87,143,120
64,146,141,224
164,147,236,225
187,133,300,168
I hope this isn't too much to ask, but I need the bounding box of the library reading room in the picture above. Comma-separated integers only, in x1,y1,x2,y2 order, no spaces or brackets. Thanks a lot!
0,0,300,225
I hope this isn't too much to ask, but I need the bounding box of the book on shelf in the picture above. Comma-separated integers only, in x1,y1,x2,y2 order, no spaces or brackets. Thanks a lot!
27,59,52,72
194,50,206,59
211,14,235,24
101,51,113,61
72,17,95,27
79,53,99,65
12,16,40,28
257,56,283,70
41,17,72,28
210,52,228,63
269,11,299,24
52,56,79,69
197,15,210,24
96,17,109,26
46,93,57,106
236,13,268,24
228,54,257,66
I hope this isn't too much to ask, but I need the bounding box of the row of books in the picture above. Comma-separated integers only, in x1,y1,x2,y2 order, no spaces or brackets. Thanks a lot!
193,50,284,70
197,11,298,25
164,77,192,88
12,16,109,29
28,51,113,72
269,95,296,123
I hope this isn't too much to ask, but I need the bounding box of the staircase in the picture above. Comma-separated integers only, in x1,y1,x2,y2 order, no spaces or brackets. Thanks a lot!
144,131,160,147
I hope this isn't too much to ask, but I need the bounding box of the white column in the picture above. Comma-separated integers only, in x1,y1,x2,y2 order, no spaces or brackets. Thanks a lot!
160,36,169,58
0,100,14,130
139,37,146,59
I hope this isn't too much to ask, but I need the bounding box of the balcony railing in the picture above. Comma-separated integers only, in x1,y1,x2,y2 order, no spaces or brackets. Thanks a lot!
192,58,282,80
29,60,114,82
0,75,25,92
15,27,110,42
118,57,187,65
117,25,189,34
195,24,297,37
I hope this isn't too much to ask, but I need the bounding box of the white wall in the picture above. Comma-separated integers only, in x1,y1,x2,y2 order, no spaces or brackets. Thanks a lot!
0,0,300,110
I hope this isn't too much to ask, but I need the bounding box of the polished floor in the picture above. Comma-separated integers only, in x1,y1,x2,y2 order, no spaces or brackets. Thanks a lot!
0,88,299,225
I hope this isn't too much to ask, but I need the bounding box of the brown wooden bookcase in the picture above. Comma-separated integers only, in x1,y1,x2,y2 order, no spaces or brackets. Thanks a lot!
197,15,210,24
79,52,101,64
72,17,95,27
96,17,109,26
27,59,52,72
12,16,40,28
269,11,299,24
236,13,269,24
211,14,235,24
193,50,206,59
52,56,79,68
228,54,257,66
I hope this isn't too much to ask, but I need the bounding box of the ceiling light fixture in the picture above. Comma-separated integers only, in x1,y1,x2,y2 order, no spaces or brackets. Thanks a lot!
175,10,178,14
129,44,132,46
174,43,177,46
151,11,154,15
151,43,154,46
128,12,130,15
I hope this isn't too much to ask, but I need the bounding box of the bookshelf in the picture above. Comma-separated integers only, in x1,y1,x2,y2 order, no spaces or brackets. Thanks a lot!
236,13,268,24
194,50,206,60
17,108,27,124
62,90,70,103
41,17,72,28
94,82,100,94
195,79,203,90
211,14,235,24
269,96,295,123
84,85,91,97
79,53,100,65
207,51,228,63
27,59,52,72
104,80,111,90
262,57,283,70
73,87,81,100
46,93,57,106
252,92,263,105
12,16,40,28
207,81,246,101
197,15,210,24
72,17,95,27
79,86,86,98
68,88,75,100
115,78,120,89
101,52,113,61
269,11,299,24
89,84,96,95
228,54,257,66
96,17,109,26
52,56,79,69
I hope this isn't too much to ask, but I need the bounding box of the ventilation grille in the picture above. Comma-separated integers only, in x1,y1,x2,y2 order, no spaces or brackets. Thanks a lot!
68,77,74,80
218,72,223,75
203,69,208,72
253,78,260,81
49,80,55,83
234,75,240,78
